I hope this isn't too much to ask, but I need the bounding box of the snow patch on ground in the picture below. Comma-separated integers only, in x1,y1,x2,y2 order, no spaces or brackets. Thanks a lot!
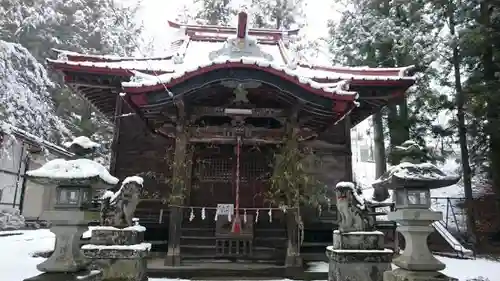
1,230,498,281
0,207,25,230
307,260,500,280
0,229,55,281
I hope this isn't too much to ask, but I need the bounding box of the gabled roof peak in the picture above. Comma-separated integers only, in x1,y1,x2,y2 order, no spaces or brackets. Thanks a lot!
167,11,300,41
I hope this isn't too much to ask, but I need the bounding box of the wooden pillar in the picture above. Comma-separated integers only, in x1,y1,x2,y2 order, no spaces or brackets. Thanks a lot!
344,115,353,182
110,92,124,176
165,98,188,266
285,103,302,268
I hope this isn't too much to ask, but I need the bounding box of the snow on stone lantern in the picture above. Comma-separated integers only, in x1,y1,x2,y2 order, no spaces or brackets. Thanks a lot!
372,140,460,281
25,136,117,278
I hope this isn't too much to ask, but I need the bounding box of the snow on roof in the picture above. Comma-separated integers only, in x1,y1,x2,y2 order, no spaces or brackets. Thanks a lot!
48,26,415,100
374,162,460,183
0,122,73,158
63,136,100,149
26,158,118,185
121,57,360,97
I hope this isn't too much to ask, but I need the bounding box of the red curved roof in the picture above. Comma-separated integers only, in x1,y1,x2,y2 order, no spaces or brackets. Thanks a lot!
46,13,417,127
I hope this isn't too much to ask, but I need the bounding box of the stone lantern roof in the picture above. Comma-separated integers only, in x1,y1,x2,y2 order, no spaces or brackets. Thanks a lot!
26,136,118,188
372,140,460,190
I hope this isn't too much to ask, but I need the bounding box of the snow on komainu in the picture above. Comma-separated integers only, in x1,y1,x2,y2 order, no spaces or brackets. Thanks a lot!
335,181,377,232
100,176,144,227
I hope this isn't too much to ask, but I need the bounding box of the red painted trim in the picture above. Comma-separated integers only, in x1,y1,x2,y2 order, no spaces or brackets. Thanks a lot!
65,54,174,63
298,63,407,77
348,79,415,87
237,12,248,38
333,101,348,113
48,61,173,76
130,94,147,106
123,62,357,102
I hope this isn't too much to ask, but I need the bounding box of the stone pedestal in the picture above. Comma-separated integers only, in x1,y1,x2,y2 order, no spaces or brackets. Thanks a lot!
327,230,393,281
37,224,89,273
384,268,457,281
388,209,445,271
82,228,150,281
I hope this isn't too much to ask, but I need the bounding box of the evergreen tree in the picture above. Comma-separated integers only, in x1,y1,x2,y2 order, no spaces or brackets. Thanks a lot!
459,0,500,194
248,0,306,30
328,0,448,165
0,40,69,141
0,0,142,160
193,0,236,25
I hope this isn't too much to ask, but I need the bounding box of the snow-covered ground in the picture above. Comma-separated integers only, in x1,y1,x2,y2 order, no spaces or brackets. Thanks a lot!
1,230,499,281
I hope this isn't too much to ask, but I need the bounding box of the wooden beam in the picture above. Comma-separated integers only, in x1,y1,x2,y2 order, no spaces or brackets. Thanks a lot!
189,106,287,119
157,125,316,144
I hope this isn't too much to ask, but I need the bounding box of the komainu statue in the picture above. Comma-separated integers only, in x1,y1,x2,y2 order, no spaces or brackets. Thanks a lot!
100,176,143,226
335,181,375,232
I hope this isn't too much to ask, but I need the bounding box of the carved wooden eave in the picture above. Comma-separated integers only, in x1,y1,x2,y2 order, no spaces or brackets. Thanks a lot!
156,125,316,144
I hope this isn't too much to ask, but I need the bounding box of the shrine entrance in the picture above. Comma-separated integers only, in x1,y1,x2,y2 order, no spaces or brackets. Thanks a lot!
189,143,273,208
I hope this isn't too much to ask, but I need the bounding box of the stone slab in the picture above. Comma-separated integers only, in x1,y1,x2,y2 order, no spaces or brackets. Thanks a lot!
333,231,385,250
82,248,149,259
23,270,102,281
93,259,148,281
387,209,442,222
327,247,393,263
327,247,393,281
90,229,144,245
384,268,458,281
328,262,391,281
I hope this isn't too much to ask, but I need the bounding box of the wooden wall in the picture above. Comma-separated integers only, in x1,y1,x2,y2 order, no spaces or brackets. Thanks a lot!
113,110,352,209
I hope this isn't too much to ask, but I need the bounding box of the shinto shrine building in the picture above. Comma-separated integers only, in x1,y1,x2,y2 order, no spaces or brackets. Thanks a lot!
47,12,415,267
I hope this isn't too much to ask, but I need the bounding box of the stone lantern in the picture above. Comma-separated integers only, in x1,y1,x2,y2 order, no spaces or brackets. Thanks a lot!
25,137,117,280
373,140,459,281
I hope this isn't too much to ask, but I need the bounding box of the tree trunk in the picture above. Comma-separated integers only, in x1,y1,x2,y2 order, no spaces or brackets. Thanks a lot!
80,101,93,137
373,112,387,178
480,1,500,196
447,0,477,250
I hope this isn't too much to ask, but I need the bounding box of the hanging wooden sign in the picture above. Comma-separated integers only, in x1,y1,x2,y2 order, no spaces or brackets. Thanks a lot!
216,203,234,216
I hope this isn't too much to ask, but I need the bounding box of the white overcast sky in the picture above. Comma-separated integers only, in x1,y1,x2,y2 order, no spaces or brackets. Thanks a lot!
120,0,342,54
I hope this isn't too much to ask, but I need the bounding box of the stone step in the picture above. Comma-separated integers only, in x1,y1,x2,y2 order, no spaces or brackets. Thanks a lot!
254,237,287,249
181,247,286,262
181,227,215,237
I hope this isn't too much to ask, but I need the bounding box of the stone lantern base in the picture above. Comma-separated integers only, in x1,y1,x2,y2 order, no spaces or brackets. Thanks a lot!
327,230,394,281
82,228,150,281
36,222,90,273
384,268,457,281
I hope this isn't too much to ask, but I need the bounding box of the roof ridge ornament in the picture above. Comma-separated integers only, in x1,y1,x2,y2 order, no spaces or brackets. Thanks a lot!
236,11,248,39
208,13,275,62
